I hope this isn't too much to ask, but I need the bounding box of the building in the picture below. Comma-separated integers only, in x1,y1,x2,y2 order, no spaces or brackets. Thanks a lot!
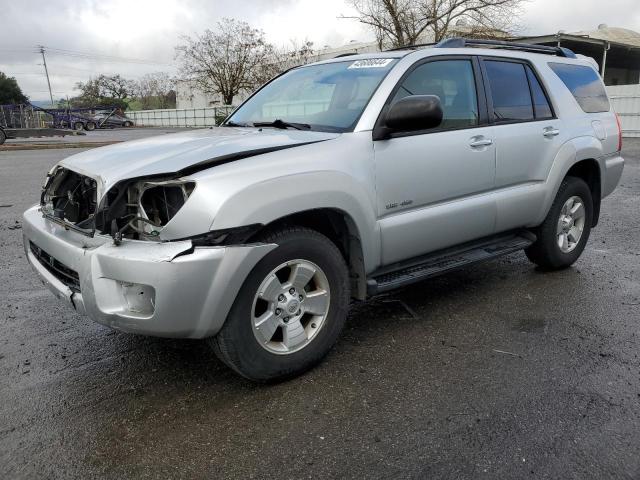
176,24,640,109
175,22,500,109
517,25,640,86
175,41,380,109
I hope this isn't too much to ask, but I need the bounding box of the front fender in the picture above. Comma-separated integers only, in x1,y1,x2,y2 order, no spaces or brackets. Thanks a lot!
211,171,381,272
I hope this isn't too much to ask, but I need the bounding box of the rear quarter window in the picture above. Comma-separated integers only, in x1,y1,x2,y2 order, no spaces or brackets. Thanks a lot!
548,63,610,113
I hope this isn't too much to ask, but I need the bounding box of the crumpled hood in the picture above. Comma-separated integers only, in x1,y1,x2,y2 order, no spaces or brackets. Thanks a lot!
59,127,339,193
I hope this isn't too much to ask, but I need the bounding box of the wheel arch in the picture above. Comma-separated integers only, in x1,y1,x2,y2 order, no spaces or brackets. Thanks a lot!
565,158,602,227
538,137,604,228
248,208,368,300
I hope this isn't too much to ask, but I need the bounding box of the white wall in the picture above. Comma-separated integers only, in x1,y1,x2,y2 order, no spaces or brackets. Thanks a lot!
126,107,235,127
176,80,249,110
607,84,640,137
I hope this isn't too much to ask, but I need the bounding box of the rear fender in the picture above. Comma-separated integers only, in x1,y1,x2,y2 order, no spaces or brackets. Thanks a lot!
533,136,604,225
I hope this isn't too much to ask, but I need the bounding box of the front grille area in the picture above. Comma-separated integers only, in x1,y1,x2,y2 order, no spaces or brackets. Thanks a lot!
29,242,81,293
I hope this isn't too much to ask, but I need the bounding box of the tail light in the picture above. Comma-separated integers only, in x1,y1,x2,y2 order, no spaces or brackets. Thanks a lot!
615,113,623,152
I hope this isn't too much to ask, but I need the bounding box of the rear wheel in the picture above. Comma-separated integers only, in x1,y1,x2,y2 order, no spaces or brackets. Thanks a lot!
84,121,96,131
526,176,593,269
210,227,350,382
0,129,5,145
73,122,84,131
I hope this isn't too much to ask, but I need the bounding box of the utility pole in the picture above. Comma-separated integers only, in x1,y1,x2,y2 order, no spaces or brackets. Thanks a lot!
38,45,54,107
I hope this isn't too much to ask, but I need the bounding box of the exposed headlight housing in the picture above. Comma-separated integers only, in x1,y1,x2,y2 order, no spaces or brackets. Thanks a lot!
94,178,196,243
136,180,196,239
40,167,98,234
40,168,196,242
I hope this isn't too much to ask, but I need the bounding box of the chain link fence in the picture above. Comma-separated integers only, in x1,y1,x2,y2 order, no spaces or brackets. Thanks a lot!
125,106,235,128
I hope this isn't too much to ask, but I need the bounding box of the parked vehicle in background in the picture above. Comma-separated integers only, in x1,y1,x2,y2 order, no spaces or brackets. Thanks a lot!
58,114,95,132
22,38,624,382
92,112,134,128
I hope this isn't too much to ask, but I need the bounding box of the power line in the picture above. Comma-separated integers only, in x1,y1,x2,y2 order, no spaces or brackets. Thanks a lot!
41,45,173,66
0,47,36,52
8,72,108,79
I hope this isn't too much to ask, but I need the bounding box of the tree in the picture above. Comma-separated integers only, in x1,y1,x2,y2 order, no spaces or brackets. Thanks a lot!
73,74,136,109
344,0,524,49
134,72,176,109
0,72,29,104
277,40,315,71
175,18,278,105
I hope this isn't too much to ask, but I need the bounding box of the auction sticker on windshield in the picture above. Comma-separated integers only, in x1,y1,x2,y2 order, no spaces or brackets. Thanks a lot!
348,59,394,69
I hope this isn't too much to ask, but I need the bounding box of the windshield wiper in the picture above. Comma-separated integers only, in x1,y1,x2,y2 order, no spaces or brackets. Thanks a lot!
253,119,311,130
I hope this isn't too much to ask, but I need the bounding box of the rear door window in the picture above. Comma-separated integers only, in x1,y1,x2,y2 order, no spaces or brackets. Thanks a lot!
525,66,553,120
484,60,534,122
548,63,610,113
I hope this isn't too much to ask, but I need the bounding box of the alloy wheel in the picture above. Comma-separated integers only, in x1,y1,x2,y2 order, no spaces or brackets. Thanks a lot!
251,259,331,354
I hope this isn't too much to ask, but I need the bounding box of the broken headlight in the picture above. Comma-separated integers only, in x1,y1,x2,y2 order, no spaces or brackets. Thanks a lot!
134,180,196,239
41,167,98,232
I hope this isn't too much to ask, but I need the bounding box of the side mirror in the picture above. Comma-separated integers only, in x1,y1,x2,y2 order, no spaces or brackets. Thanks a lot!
374,95,443,140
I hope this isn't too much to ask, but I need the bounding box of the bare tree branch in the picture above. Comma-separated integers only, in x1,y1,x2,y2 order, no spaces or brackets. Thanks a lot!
344,0,525,48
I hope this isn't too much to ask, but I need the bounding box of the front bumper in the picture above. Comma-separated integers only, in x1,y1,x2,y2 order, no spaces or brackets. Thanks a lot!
22,205,275,338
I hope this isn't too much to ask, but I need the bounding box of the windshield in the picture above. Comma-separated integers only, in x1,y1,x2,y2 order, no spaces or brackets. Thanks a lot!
225,58,398,132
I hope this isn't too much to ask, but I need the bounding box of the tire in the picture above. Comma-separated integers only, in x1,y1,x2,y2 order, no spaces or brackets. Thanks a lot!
73,122,84,131
123,121,133,127
525,176,593,270
210,227,350,382
85,121,96,131
0,129,5,145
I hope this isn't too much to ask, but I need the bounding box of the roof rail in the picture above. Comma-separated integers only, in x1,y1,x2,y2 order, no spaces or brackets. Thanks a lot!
385,42,437,52
435,37,577,58
334,52,358,58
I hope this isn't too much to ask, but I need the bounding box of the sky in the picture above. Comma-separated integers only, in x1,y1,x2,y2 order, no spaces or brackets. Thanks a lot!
1,0,640,101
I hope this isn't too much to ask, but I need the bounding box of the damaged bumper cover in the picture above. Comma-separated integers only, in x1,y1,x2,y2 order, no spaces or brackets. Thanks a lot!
22,205,275,338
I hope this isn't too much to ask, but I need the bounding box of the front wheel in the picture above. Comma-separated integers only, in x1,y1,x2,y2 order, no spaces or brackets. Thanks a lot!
526,176,593,270
210,227,350,382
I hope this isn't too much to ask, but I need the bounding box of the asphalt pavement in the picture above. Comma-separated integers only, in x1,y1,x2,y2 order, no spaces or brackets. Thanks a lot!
3,127,192,147
1,139,639,479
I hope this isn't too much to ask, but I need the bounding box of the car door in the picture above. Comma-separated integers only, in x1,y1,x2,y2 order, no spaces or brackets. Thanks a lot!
374,56,497,265
479,58,565,232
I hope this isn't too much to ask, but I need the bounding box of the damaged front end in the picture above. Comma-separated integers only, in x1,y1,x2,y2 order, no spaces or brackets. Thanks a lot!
42,167,195,243
41,168,98,234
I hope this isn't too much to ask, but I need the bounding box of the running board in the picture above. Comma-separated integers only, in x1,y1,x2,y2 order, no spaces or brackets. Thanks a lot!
367,231,536,296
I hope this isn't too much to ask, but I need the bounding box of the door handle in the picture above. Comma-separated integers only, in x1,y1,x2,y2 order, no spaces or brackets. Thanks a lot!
469,138,493,148
543,128,560,137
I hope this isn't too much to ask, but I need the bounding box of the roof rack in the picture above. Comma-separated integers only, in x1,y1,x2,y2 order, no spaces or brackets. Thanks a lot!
385,42,437,52
435,37,577,58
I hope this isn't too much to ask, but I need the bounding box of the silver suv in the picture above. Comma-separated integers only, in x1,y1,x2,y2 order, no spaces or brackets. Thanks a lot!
23,39,624,381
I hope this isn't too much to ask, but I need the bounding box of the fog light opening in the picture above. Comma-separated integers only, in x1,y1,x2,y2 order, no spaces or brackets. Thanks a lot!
119,282,155,316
